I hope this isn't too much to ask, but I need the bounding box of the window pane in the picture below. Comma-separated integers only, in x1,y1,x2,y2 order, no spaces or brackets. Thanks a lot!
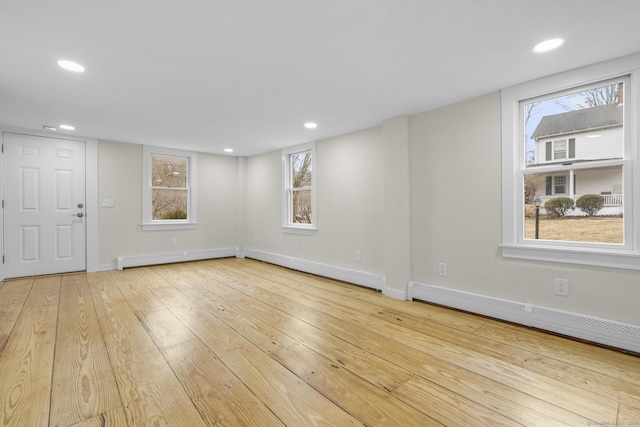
553,140,567,159
152,155,188,188
524,166,623,243
554,176,566,194
152,189,188,220
291,189,312,224
525,82,623,166
291,151,312,188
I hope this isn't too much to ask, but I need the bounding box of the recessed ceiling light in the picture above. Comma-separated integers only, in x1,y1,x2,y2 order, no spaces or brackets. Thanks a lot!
59,124,75,130
42,125,57,131
224,148,234,153
57,60,85,72
304,122,318,129
533,38,564,53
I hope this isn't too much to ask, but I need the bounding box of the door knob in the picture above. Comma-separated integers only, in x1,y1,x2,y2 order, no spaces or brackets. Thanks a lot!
72,212,84,218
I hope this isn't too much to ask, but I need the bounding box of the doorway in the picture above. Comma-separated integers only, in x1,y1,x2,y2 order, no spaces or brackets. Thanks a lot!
3,132,87,278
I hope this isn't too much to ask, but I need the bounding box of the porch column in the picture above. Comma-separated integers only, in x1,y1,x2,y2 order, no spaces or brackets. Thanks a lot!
569,169,575,200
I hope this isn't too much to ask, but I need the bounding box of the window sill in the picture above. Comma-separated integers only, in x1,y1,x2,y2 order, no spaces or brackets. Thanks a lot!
282,226,318,236
500,243,640,270
142,222,198,231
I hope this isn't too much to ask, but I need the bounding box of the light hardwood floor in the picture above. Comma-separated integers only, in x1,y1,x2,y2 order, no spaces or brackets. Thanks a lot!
0,258,639,426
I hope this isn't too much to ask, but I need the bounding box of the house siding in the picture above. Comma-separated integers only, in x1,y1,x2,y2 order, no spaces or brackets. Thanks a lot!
535,126,623,164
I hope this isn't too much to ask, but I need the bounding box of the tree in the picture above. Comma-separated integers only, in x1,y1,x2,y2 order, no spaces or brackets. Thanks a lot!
151,155,188,220
524,174,545,205
524,101,541,165
291,152,312,223
557,83,622,111
578,83,621,108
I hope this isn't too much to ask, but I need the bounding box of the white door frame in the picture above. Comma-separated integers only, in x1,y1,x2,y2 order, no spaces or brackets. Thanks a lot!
0,127,99,280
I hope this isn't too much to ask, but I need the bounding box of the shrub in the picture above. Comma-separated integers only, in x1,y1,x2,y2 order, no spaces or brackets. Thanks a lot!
576,194,605,217
524,204,537,219
162,209,187,219
544,197,575,217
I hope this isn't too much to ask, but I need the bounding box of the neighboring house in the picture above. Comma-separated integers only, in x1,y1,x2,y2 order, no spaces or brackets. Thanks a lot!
529,102,624,215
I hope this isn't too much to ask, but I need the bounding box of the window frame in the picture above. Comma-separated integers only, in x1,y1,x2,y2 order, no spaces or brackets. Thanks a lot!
282,142,317,235
142,145,197,231
553,139,567,160
501,54,640,269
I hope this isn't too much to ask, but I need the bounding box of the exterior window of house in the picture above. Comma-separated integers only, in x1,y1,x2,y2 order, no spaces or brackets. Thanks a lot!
553,140,567,160
142,146,197,230
501,54,640,270
282,142,317,234
553,175,566,194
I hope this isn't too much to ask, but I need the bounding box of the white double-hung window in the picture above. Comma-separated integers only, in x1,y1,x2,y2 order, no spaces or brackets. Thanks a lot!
282,142,317,234
501,54,640,269
142,145,197,230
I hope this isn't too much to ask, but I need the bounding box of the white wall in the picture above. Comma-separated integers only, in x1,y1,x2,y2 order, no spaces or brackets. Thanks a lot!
409,92,640,325
244,127,385,275
92,80,640,327
97,140,239,268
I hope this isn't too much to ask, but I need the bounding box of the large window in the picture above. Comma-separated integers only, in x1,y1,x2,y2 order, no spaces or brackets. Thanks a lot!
282,142,317,234
142,146,197,230
501,54,640,269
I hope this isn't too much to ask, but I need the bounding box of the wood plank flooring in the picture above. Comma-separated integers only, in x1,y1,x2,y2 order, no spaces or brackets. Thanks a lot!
0,258,638,426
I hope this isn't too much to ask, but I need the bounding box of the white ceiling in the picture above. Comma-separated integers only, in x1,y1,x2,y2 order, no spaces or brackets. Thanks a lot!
2,0,640,157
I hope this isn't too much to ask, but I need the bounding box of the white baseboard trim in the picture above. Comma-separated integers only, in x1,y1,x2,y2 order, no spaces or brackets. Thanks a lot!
89,263,118,272
383,287,407,300
244,249,385,291
117,247,236,270
408,281,640,353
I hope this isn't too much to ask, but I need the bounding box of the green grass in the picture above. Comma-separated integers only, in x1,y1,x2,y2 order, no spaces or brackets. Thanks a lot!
524,217,623,244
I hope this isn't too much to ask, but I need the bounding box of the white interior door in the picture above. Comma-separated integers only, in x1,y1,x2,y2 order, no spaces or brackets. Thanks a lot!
3,132,86,278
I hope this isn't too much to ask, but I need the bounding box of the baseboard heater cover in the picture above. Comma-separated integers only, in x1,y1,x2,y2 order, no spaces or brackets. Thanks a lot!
244,248,385,291
408,281,640,354
117,247,236,270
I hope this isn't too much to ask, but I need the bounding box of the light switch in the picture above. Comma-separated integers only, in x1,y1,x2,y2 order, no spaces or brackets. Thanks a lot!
100,199,114,208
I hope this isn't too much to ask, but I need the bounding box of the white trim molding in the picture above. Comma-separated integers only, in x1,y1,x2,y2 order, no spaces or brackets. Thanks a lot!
117,247,235,270
244,248,385,291
500,52,640,269
408,281,640,354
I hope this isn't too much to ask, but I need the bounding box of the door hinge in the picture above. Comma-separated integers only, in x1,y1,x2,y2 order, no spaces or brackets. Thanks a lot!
2,256,4,264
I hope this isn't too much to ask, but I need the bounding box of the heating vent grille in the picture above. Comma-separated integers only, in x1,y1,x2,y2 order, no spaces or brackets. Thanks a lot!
532,306,640,336
408,281,640,353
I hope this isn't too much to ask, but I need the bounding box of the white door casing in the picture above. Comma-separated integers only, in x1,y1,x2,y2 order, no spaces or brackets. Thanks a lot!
3,132,86,278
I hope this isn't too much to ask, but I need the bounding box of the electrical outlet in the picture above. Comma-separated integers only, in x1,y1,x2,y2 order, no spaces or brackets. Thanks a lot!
554,278,569,296
171,238,177,247
438,263,448,277
293,241,299,252
355,250,361,262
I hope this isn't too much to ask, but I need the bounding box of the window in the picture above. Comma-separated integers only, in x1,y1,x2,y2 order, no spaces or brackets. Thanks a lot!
501,54,640,269
282,142,317,234
552,140,567,160
142,146,197,230
553,175,566,194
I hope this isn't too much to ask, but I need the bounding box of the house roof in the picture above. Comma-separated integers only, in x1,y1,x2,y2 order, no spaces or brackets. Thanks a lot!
531,104,623,140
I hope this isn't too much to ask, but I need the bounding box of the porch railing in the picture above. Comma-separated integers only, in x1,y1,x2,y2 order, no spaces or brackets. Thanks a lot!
537,194,623,207
600,194,623,206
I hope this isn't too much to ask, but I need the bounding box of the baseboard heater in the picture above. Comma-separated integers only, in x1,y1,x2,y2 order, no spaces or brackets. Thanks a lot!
117,248,237,270
408,281,640,354
244,248,385,291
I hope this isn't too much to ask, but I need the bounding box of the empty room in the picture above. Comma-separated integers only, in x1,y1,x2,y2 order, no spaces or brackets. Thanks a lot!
1,1,639,426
